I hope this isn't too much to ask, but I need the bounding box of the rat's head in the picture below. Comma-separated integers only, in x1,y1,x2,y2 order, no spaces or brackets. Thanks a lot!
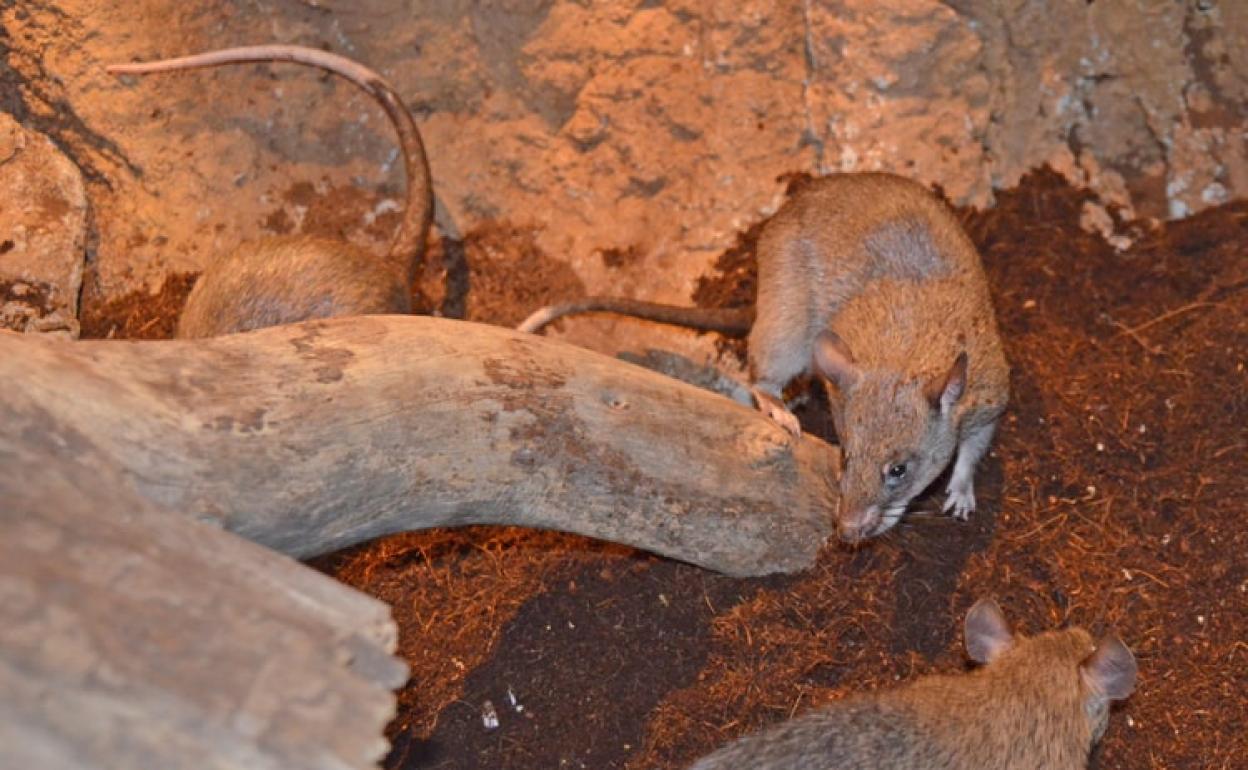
813,331,966,542
964,598,1137,747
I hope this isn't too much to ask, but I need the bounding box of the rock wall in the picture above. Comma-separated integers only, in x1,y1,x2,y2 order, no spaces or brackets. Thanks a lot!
0,113,86,335
1,0,1244,345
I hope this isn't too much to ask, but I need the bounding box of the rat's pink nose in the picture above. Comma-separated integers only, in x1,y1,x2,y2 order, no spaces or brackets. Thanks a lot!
837,503,879,543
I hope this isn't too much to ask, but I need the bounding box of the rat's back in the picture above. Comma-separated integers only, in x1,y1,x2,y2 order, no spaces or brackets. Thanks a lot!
176,236,409,338
690,670,1089,770
688,611,1134,770
757,173,983,298
748,173,992,394
689,699,954,770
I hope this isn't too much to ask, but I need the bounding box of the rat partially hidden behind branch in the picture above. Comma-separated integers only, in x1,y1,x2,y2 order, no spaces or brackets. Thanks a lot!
108,45,433,339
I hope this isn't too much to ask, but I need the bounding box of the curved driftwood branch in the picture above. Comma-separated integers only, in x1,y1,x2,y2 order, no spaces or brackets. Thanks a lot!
0,389,407,770
2,316,839,576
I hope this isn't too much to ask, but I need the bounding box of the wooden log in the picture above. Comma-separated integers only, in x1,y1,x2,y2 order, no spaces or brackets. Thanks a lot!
0,396,407,770
0,316,839,576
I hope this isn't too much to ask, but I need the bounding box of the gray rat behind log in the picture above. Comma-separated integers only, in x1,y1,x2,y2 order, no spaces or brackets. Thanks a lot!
690,597,1138,770
518,173,1009,541
108,45,433,339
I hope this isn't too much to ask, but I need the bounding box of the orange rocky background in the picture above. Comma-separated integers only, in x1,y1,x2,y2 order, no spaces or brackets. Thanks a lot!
2,0,1245,348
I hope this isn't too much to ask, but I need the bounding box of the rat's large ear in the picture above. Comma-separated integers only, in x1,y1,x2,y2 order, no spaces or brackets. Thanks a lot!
926,351,968,413
964,597,1014,664
1080,634,1137,701
813,331,860,389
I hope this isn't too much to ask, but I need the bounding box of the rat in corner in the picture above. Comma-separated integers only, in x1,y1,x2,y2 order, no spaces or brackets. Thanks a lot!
689,597,1138,770
108,45,433,339
517,173,1009,541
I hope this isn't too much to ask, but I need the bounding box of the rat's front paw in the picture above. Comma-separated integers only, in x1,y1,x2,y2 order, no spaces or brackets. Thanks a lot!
751,387,802,437
768,406,802,437
942,482,976,521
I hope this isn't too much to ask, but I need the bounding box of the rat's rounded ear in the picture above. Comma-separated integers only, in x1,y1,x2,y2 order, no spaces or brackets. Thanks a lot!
813,331,860,389
1080,634,1137,701
964,597,1014,664
926,351,968,413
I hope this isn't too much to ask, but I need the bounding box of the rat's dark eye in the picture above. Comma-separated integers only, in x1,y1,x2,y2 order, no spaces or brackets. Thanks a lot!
885,463,908,481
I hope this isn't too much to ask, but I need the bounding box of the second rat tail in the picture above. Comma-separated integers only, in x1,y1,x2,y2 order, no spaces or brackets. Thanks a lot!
517,297,753,336
108,45,433,284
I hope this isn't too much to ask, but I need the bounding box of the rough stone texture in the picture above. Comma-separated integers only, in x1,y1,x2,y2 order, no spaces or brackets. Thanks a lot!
0,112,86,336
1,0,1244,349
961,0,1248,228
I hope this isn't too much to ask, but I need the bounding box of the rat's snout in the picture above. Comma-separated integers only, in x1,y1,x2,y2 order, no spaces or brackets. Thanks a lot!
836,501,881,543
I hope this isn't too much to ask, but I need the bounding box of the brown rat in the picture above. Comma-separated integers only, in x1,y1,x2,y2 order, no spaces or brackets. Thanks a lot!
518,173,1009,540
690,597,1138,770
108,45,433,339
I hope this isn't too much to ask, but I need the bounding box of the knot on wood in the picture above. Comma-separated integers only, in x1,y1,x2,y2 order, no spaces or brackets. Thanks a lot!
600,390,629,411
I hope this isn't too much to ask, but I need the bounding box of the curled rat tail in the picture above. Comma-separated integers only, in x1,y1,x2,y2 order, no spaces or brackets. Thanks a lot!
108,45,433,284
517,297,753,336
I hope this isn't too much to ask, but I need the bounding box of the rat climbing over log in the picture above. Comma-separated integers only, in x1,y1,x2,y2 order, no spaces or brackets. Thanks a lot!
108,45,433,339
519,173,1009,540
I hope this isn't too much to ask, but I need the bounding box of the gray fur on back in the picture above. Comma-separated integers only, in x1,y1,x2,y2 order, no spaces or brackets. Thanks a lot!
748,172,997,393
176,235,409,338
690,700,927,770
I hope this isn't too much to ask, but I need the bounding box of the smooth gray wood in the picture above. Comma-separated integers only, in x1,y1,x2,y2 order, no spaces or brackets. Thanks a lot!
0,390,407,770
1,315,839,576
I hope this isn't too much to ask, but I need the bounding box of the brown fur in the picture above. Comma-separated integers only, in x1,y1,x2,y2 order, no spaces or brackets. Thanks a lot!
172,236,410,336
690,599,1136,770
817,274,1008,538
108,45,433,339
518,173,1009,539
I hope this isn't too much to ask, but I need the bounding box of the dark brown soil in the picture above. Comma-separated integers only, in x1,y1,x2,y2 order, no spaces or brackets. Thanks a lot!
82,170,1248,769
78,269,197,339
